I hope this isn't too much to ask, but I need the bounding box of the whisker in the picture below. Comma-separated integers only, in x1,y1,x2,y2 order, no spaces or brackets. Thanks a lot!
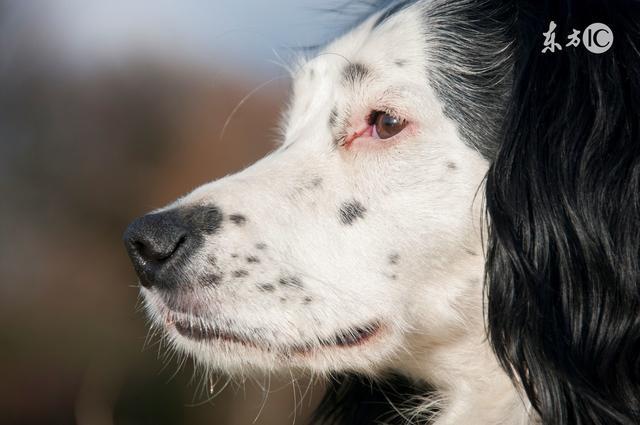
219,75,288,142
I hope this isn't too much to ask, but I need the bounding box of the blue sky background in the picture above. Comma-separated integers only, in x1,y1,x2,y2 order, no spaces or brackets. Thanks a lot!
2,0,380,79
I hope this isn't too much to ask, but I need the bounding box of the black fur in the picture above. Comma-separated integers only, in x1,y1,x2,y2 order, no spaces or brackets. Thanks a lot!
258,283,275,292
311,373,436,425
232,269,249,278
279,275,304,289
485,1,640,424
201,272,223,286
329,107,339,128
338,200,367,225
342,63,372,85
229,213,247,226
182,204,224,235
425,0,515,160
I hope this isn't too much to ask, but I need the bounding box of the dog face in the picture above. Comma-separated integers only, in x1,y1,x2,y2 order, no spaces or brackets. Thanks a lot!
124,4,488,377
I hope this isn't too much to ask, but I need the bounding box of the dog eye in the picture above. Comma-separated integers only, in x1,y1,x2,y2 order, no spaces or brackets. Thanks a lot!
371,111,407,139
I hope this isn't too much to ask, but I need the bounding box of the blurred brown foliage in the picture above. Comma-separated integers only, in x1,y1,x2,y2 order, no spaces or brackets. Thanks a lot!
0,54,322,424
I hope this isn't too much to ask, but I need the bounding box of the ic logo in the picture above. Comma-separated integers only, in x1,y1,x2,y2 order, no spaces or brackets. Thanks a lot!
583,23,614,54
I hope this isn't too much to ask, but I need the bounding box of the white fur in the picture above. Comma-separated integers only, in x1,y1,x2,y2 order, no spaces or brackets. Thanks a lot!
142,3,533,424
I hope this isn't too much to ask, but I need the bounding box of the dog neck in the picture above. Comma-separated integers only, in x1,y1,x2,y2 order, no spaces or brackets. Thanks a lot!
392,253,533,424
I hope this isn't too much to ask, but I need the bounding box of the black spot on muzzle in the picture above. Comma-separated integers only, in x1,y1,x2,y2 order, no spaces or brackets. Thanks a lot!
338,200,367,225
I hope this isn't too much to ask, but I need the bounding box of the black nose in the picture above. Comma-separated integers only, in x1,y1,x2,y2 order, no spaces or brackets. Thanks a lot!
123,205,223,290
123,211,189,289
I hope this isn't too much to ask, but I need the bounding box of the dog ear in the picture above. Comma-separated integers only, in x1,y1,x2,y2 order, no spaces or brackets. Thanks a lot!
485,1,640,424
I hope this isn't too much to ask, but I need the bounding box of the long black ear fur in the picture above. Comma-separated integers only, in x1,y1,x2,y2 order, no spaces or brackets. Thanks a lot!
485,1,640,424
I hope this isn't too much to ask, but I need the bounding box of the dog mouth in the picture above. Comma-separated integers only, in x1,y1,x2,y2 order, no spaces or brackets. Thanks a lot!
171,317,382,354
147,292,384,354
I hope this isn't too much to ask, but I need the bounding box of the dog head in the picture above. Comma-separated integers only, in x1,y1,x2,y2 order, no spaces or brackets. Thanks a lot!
123,1,508,378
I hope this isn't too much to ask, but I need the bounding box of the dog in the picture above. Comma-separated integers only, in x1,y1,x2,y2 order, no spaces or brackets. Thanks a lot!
124,1,640,423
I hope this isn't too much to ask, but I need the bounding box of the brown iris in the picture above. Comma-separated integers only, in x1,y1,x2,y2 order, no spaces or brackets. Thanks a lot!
371,111,407,139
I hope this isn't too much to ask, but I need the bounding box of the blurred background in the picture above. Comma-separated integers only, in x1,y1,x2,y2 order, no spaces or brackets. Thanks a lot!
0,1,380,424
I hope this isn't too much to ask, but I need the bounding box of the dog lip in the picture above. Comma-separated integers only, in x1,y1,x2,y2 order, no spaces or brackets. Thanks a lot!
171,318,382,353
305,322,381,351
174,321,250,346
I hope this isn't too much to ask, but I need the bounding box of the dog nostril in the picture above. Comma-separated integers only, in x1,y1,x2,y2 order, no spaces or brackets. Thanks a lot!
132,240,148,259
123,212,190,288
133,234,186,264
130,232,185,264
